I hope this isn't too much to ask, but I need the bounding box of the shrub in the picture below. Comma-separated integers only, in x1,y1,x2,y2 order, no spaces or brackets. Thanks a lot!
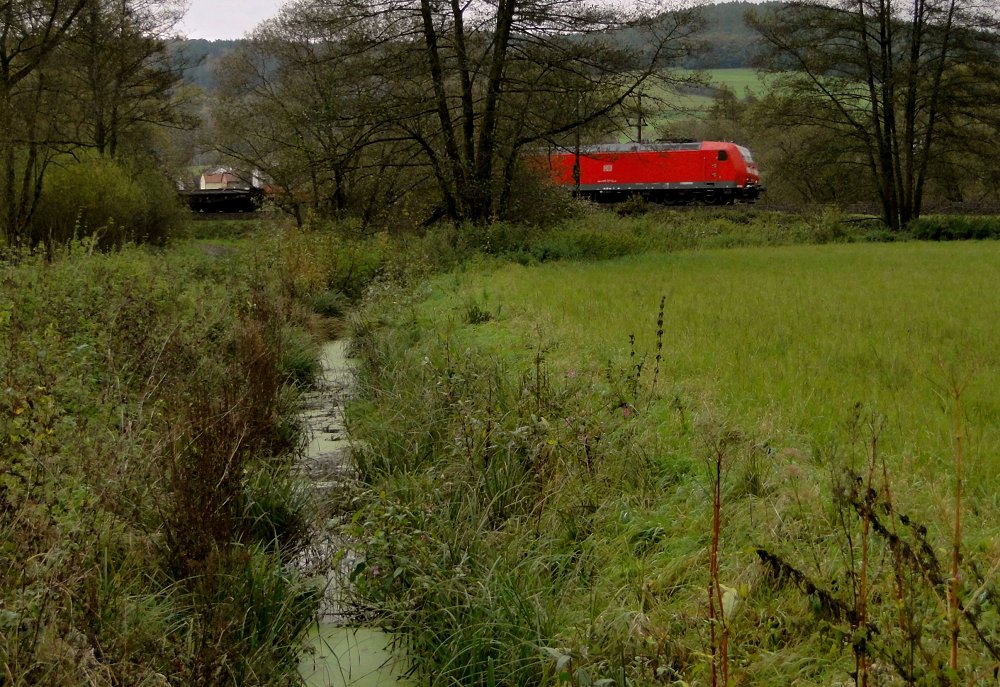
502,163,583,226
310,289,350,317
134,162,188,243
279,325,321,387
908,215,1000,240
30,155,184,248
242,462,311,558
175,544,320,686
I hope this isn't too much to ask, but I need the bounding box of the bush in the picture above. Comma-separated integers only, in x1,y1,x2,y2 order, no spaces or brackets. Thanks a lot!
30,155,184,248
278,324,321,387
309,289,350,317
908,215,1000,240
502,163,583,226
134,162,188,243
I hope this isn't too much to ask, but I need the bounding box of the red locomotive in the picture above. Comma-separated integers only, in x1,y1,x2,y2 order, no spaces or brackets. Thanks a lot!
545,140,762,204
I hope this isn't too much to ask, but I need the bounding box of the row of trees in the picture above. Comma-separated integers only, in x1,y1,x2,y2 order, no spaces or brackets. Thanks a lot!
1,0,190,248
748,0,1000,230
212,0,705,228
7,0,993,240
667,0,1000,226
214,0,999,231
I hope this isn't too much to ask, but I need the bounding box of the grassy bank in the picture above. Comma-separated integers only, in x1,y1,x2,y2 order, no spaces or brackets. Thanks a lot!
346,238,1000,685
0,225,398,685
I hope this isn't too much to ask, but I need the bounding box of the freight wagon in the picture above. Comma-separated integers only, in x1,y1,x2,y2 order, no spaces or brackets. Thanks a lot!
546,140,762,204
178,188,263,213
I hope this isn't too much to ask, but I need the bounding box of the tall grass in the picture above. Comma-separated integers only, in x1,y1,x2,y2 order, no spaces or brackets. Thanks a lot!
0,220,405,684
5,208,880,683
345,239,1000,685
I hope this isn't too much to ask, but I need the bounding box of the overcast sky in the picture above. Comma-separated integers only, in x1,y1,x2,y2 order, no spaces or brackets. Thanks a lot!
178,0,755,41
179,0,282,40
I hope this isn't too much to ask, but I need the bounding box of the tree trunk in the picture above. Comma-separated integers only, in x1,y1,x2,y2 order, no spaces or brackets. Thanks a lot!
1,88,18,247
469,0,516,221
420,0,467,219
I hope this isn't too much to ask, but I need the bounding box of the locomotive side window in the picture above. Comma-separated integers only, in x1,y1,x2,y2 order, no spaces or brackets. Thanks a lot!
717,151,728,161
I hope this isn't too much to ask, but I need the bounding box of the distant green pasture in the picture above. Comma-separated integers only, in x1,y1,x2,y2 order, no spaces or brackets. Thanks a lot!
630,68,767,134
428,241,1000,499
703,67,769,96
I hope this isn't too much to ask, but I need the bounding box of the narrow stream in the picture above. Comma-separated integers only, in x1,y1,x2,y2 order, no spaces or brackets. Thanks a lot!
297,341,412,686
300,626,410,687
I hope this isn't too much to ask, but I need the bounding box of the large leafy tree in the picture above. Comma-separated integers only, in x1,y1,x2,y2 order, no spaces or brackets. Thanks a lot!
64,0,189,157
668,86,875,206
213,9,389,225
1,0,189,247
1,0,88,246
749,0,1000,230
217,0,703,224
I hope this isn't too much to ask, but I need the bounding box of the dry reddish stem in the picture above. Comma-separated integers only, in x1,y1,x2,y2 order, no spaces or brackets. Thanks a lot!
950,387,963,674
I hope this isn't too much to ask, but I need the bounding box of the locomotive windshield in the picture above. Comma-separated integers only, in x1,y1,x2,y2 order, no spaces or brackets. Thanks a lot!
737,146,754,164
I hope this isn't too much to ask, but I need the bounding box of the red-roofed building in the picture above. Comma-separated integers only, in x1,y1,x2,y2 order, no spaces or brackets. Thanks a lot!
199,167,247,190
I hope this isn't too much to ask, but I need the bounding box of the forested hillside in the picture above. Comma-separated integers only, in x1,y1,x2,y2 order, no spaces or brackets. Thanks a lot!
685,1,779,68
169,38,243,90
172,2,772,92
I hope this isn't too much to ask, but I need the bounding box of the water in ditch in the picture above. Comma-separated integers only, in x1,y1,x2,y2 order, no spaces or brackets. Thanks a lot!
297,340,412,686
300,626,411,687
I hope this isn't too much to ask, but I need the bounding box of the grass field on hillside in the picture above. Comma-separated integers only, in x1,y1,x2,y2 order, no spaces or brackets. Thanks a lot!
634,68,767,134
704,68,769,96
349,239,1000,685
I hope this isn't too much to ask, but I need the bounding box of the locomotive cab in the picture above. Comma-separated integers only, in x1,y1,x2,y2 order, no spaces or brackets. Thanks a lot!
700,142,761,202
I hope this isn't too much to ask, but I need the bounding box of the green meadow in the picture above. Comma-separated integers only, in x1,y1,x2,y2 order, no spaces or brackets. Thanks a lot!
705,68,769,97
647,68,767,120
348,236,1000,685
10,211,997,685
623,68,767,139
441,243,1000,468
